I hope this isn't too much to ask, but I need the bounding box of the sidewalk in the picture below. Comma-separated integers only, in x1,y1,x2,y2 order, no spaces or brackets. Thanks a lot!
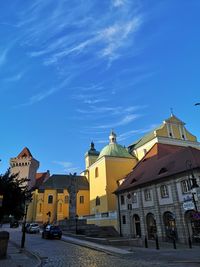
0,240,41,267
61,232,200,264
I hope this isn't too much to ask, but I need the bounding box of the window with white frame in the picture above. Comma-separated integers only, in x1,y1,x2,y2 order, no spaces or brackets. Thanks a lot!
181,180,191,193
132,192,137,203
144,189,151,201
160,185,169,198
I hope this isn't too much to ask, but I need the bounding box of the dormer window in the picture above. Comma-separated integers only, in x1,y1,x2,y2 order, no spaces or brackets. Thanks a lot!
158,167,167,175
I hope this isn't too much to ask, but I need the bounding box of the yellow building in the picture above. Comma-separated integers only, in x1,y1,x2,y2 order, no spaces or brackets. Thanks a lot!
128,114,199,160
83,131,137,229
28,174,90,223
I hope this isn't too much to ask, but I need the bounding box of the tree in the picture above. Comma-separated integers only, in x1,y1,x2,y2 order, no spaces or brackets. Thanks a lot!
0,169,32,221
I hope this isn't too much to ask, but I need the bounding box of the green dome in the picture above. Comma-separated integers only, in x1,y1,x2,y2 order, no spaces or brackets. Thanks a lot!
98,143,133,159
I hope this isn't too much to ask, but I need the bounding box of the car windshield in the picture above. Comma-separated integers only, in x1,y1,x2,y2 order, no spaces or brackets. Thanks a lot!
51,226,60,230
31,224,39,227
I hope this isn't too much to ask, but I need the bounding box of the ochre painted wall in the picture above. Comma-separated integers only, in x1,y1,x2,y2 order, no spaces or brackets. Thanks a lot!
28,188,89,223
105,157,136,211
89,158,108,214
88,156,136,215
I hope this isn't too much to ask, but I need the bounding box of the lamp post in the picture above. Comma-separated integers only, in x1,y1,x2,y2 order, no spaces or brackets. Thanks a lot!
21,202,29,249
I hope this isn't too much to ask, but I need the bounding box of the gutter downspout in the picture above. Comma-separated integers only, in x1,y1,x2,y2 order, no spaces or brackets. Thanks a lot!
117,193,122,237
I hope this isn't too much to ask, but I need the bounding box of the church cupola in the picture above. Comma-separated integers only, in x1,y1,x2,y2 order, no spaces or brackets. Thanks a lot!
109,130,117,144
85,142,100,169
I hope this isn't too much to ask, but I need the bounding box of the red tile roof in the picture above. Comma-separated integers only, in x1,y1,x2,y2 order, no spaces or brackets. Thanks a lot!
17,147,33,158
34,171,50,188
116,143,200,193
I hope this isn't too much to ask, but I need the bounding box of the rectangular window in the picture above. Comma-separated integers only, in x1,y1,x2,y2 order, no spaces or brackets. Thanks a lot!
80,196,84,204
132,192,137,203
160,185,169,198
120,195,125,205
181,180,191,194
122,215,126,224
144,189,151,201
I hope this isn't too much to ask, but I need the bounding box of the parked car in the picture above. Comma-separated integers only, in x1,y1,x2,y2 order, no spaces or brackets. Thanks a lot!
10,220,19,228
26,223,40,234
42,225,62,239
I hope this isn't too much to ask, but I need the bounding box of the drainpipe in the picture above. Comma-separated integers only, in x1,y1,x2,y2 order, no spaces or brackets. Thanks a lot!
117,193,122,237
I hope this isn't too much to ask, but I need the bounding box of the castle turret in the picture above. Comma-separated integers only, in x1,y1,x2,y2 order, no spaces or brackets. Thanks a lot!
10,147,39,189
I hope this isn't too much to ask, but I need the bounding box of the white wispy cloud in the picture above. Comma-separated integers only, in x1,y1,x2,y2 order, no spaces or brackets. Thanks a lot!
0,48,9,67
76,105,145,115
94,113,141,129
19,0,143,66
15,76,72,107
53,161,80,174
4,72,23,82
112,0,127,7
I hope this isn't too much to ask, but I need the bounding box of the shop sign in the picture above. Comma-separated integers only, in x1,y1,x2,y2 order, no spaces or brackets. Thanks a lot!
183,201,195,211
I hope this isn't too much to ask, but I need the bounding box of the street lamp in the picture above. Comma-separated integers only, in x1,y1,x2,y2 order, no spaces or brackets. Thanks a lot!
21,201,30,249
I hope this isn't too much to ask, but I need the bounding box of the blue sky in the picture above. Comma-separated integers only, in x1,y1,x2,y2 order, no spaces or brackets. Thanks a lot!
0,0,200,174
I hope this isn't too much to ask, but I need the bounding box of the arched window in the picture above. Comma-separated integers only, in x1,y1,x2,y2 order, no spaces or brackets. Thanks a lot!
95,167,99,178
96,196,100,206
48,195,53,204
146,213,157,239
163,211,177,240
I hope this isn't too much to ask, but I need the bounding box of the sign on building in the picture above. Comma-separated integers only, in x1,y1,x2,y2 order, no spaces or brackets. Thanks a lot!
183,201,195,211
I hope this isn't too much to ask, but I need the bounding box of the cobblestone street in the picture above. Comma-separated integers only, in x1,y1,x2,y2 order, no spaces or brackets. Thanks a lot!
4,226,200,267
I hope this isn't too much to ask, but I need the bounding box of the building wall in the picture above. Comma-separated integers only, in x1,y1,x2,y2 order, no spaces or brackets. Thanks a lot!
118,172,200,244
28,188,89,223
10,157,39,189
89,157,108,214
105,157,136,212
133,118,198,161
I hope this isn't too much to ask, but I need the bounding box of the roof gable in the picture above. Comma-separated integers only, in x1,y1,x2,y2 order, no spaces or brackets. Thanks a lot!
17,147,33,158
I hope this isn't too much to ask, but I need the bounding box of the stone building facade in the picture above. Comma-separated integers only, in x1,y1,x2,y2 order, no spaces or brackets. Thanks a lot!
116,143,200,244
